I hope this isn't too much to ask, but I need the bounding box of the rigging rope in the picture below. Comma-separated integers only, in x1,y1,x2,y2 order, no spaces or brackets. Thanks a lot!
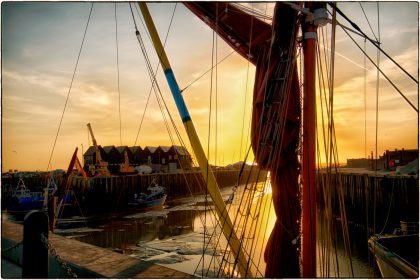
316,11,357,276
238,4,255,162
374,2,381,236
231,3,273,22
364,38,367,159
180,51,235,94
115,3,122,146
187,3,277,276
130,3,178,146
337,18,418,113
359,3,379,42
130,6,232,276
328,2,418,84
46,3,94,172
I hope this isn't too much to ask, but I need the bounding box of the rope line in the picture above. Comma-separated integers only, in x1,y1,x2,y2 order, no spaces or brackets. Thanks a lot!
130,3,177,146
358,3,379,42
373,2,381,236
46,3,94,172
329,2,418,84
131,11,228,278
115,3,122,146
180,51,235,93
338,18,418,112
131,7,228,275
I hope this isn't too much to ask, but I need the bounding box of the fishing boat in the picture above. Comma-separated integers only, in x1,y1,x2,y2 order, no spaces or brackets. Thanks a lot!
128,180,167,209
6,173,71,219
7,177,48,215
7,1,416,278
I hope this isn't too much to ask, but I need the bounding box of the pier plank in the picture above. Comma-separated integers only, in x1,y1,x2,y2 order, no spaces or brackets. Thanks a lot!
2,218,193,278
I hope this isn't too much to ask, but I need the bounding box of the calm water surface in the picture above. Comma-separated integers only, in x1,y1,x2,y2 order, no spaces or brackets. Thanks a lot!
39,185,377,277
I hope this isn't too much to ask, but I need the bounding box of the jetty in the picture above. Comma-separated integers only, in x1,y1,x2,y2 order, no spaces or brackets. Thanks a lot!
2,216,193,278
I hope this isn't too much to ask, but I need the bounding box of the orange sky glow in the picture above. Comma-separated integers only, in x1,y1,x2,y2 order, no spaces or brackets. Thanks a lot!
2,2,418,172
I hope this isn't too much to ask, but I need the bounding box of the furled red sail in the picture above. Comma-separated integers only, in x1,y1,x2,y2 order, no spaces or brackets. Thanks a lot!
184,3,301,277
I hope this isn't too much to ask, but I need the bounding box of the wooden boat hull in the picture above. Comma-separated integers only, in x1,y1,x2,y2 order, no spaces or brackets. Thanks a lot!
128,194,167,209
368,234,419,278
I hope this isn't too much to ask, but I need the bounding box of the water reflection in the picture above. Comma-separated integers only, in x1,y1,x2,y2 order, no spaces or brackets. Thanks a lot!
49,183,375,277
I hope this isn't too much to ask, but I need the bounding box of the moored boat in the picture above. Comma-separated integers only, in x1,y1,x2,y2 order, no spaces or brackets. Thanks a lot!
7,176,60,216
7,178,45,215
369,225,419,278
128,180,167,209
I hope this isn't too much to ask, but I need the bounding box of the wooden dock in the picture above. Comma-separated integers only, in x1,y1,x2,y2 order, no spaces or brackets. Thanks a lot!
1,218,193,278
317,170,419,234
2,169,267,214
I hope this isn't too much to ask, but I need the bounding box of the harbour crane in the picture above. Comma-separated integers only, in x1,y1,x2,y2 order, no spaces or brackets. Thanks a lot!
87,123,111,176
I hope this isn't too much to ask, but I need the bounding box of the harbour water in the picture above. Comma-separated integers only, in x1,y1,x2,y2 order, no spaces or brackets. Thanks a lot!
46,183,377,278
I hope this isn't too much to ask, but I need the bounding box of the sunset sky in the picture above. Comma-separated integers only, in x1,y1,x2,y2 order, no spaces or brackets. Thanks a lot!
2,2,418,172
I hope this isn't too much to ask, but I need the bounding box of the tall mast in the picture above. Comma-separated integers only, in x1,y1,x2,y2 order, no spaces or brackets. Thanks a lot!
138,3,253,277
301,3,328,278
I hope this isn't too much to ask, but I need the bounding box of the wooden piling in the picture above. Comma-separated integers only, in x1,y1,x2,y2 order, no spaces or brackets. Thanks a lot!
317,171,419,234
62,169,266,214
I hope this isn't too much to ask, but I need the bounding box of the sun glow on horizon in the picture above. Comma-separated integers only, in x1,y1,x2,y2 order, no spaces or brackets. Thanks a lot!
2,2,418,172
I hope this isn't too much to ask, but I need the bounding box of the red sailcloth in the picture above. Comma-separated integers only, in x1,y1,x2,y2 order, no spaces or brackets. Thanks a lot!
184,2,301,277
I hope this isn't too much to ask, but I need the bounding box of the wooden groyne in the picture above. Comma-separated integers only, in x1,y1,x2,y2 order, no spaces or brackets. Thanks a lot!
317,171,419,234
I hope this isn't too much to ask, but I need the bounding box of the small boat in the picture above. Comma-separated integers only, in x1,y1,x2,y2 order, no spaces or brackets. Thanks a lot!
7,176,59,215
7,178,45,215
368,224,419,278
128,180,167,209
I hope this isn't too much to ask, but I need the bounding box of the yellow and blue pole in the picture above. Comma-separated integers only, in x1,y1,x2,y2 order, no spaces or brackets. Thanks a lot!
139,3,253,277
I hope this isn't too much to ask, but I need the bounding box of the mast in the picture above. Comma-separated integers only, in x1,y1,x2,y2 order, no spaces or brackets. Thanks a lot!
301,3,328,277
138,3,253,277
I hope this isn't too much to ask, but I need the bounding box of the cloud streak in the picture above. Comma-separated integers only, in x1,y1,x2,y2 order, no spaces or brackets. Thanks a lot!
2,2,418,171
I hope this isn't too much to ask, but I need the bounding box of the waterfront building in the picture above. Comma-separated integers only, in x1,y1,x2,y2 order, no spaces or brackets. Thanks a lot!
129,146,145,165
382,149,418,170
143,146,157,165
115,146,133,163
83,145,193,174
169,145,193,171
83,145,107,166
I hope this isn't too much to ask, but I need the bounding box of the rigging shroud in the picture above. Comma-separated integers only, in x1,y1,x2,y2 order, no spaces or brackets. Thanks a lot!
184,2,301,277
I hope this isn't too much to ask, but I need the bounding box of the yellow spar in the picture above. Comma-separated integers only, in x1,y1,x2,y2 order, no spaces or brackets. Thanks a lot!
138,3,253,277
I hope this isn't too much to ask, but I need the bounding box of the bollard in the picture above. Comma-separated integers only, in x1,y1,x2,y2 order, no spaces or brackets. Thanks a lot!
22,210,49,278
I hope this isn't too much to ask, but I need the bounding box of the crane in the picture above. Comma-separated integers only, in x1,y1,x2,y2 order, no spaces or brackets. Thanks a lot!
48,147,87,231
87,123,110,176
